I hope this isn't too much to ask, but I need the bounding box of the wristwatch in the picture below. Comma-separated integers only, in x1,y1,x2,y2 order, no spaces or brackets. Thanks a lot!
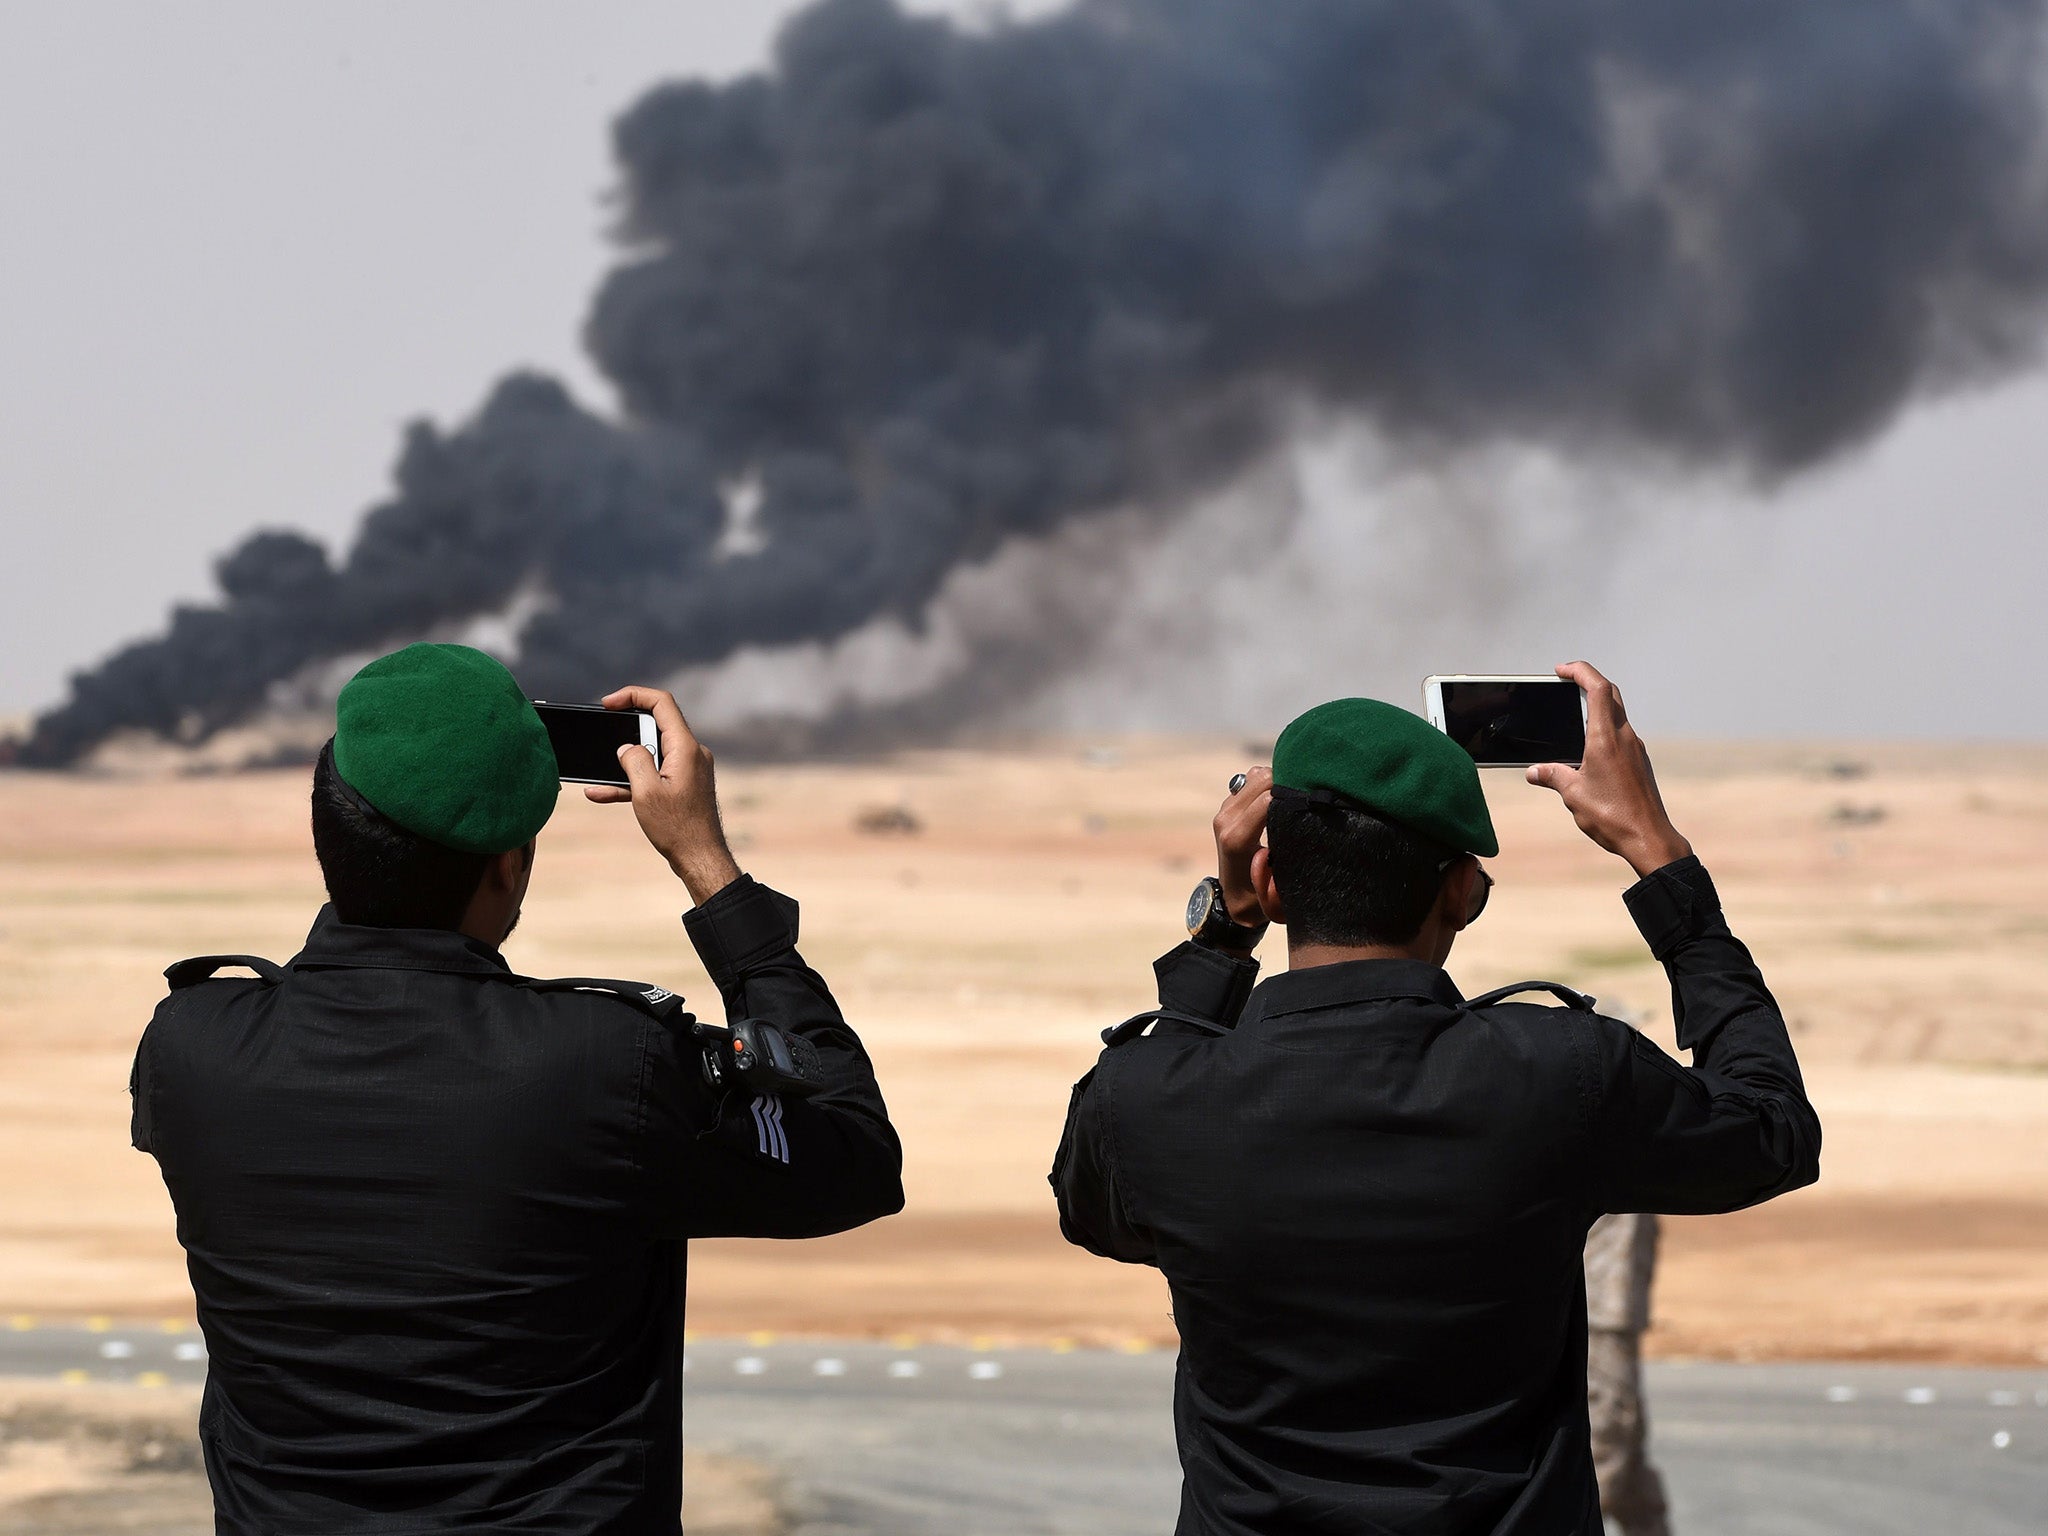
1185,876,1268,951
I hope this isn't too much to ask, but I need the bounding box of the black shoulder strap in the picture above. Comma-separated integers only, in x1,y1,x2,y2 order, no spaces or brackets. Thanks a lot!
164,954,286,989
1102,1007,1233,1048
1463,979,1597,1012
516,975,691,1023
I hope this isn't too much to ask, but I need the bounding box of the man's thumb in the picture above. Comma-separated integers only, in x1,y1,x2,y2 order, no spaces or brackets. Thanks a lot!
1526,762,1573,794
618,743,658,795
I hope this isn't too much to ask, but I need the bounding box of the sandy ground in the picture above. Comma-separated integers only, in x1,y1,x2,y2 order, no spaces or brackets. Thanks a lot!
2,739,2045,1365
0,1379,779,1533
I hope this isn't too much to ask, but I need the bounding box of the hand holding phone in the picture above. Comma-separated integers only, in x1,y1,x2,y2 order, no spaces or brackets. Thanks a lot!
1523,663,1692,879
578,686,742,906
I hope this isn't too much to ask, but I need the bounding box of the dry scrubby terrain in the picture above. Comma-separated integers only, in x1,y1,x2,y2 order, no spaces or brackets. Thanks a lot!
3,740,2046,1364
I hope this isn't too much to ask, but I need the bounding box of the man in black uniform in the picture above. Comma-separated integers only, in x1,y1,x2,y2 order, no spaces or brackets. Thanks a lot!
1052,662,1820,1535
130,643,902,1533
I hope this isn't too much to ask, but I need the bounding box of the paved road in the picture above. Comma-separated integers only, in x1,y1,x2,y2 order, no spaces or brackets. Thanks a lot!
6,1326,2045,1532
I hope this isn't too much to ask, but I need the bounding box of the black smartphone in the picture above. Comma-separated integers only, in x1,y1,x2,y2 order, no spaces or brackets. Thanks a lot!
1423,676,1586,767
531,702,660,787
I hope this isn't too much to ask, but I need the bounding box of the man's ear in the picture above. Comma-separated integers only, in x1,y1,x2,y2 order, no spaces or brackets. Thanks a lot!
1440,857,1478,934
1251,846,1287,926
487,844,528,894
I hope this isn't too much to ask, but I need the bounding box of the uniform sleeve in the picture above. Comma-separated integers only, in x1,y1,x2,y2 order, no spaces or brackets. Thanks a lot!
129,1021,157,1154
1049,941,1251,1264
1050,1054,1157,1265
1591,857,1822,1215
1153,941,1260,1028
639,875,903,1239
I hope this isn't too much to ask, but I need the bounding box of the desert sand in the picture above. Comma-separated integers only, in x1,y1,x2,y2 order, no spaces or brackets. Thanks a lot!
0,1379,776,1532
2,739,2045,1364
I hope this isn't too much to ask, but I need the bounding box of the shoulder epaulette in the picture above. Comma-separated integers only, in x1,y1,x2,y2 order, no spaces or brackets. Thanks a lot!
1102,1007,1233,1048
1464,980,1597,1012
164,954,286,989
515,975,691,1023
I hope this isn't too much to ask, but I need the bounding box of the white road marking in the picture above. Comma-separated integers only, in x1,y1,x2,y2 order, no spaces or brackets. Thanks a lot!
13,1324,2045,1438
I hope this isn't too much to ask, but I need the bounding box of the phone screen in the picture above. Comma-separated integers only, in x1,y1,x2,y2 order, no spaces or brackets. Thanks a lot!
533,704,651,785
1438,680,1585,766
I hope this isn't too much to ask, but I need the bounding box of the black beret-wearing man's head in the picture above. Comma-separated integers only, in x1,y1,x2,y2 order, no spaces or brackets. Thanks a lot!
310,644,557,942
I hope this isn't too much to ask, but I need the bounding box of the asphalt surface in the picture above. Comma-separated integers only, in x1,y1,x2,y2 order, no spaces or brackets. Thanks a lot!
6,1324,2045,1533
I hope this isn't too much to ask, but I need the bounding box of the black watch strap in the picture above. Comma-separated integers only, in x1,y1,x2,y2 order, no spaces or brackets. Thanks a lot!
1186,876,1267,950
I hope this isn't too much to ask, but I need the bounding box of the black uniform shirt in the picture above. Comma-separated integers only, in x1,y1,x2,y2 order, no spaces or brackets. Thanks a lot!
1052,857,1820,1536
131,874,901,1534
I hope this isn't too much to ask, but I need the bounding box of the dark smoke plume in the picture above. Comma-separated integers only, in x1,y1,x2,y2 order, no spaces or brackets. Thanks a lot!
22,0,2048,764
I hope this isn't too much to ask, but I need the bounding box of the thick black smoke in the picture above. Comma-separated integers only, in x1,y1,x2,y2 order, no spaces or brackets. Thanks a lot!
22,0,2048,763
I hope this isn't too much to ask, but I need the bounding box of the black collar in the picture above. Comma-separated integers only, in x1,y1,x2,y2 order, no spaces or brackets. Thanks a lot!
1241,958,1464,1026
290,904,512,978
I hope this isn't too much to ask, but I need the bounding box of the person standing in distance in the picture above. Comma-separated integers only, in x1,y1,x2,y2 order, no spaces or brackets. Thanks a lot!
130,644,903,1534
1585,1210,1670,1535
1052,662,1819,1535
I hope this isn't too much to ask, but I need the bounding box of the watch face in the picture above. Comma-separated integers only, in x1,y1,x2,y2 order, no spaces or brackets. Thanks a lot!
1186,880,1214,935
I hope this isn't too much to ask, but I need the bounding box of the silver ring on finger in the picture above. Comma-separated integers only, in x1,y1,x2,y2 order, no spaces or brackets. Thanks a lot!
1228,772,1249,794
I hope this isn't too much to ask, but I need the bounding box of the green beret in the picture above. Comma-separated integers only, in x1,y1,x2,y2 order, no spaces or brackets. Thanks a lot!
1272,698,1498,858
332,643,557,854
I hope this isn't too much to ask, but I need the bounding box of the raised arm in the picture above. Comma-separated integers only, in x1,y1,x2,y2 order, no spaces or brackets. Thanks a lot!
661,875,904,1237
1529,662,1820,1214
1052,769,1264,1261
596,685,902,1240
1591,856,1820,1212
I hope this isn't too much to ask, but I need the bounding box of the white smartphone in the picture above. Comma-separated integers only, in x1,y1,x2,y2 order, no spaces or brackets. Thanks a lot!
1422,675,1587,768
531,702,661,787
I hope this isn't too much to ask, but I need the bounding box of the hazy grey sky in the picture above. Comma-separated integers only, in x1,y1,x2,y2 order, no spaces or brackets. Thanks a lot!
3,1,2043,738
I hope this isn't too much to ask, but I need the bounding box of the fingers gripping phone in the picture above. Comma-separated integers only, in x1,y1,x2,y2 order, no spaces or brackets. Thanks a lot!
1423,676,1586,767
532,701,660,786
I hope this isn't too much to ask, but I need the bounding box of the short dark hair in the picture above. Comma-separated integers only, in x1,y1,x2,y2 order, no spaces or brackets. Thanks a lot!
310,740,492,930
1266,798,1454,947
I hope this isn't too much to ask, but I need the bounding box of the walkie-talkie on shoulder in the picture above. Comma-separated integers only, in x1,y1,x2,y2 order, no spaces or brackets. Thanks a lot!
694,1019,826,1099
